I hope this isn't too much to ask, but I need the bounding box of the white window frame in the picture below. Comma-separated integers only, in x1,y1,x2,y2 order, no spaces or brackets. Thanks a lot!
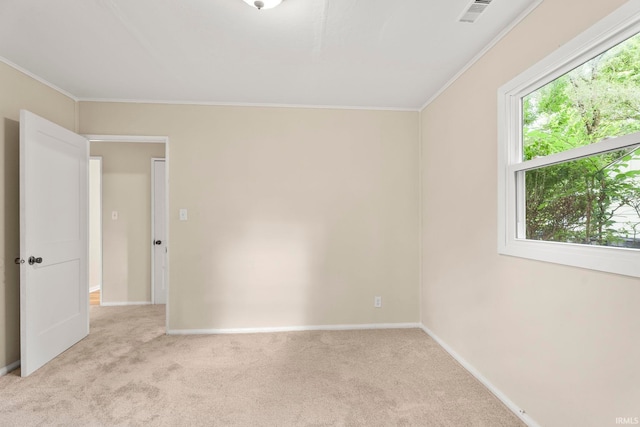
498,0,640,278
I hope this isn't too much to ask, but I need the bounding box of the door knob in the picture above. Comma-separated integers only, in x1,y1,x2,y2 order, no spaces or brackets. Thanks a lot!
28,256,43,265
154,240,162,245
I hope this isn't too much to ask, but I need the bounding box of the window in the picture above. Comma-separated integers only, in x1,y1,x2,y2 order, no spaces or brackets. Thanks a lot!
498,2,640,278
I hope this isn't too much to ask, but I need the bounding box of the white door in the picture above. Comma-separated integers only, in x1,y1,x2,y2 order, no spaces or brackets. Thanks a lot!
19,110,89,377
152,159,166,304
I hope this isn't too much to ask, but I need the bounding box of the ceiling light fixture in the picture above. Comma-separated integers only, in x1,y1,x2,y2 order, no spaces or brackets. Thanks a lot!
242,0,283,10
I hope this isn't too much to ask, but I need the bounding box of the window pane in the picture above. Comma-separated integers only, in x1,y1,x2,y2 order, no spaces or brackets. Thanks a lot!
523,32,640,161
525,145,640,248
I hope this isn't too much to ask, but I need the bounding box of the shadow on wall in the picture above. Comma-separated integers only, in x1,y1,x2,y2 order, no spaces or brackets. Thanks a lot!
3,118,20,365
214,219,320,327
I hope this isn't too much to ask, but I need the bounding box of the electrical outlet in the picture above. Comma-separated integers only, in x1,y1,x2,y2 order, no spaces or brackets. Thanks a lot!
374,296,382,308
111,211,118,220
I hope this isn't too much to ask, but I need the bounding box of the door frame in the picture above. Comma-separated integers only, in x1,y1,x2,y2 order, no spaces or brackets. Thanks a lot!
150,157,166,305
84,134,170,331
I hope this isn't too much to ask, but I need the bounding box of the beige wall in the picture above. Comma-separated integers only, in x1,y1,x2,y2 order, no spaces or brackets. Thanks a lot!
420,1,639,426
80,103,420,329
0,62,76,371
90,142,165,304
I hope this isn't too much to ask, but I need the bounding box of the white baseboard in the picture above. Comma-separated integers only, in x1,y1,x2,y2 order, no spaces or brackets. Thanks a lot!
99,301,152,307
169,322,421,335
0,360,20,377
89,286,100,293
420,325,540,427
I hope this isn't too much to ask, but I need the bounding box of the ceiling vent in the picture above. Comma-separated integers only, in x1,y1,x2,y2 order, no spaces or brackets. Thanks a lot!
459,0,492,23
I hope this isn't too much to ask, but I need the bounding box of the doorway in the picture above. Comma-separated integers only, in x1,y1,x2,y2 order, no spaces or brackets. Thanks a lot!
85,135,169,330
89,157,102,306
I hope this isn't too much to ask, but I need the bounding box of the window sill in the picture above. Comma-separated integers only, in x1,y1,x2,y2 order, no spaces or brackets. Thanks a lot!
498,238,640,278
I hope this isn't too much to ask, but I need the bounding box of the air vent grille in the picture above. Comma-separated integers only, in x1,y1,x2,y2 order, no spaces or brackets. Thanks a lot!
459,0,493,23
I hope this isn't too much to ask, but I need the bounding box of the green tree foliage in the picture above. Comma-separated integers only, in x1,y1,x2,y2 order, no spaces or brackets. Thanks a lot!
523,33,640,247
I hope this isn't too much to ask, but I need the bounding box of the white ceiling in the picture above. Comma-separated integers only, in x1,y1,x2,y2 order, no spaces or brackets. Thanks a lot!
0,0,541,110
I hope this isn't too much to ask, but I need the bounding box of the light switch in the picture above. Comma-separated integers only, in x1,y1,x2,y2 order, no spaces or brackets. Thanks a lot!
179,209,188,221
112,211,118,220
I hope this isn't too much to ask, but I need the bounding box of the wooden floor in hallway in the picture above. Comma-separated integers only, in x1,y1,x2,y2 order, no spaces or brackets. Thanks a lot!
90,290,100,306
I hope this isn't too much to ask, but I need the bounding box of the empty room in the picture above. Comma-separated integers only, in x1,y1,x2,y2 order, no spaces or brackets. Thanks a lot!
1,0,639,426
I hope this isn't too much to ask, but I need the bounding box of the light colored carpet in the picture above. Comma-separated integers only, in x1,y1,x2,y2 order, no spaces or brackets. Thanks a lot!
0,306,524,426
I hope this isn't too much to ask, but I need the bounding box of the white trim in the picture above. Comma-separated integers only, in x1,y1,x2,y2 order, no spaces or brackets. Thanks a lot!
0,56,79,101
497,0,640,278
78,97,419,112
89,286,100,293
168,322,421,335
99,301,153,307
418,110,424,323
420,0,544,111
420,325,541,427
84,135,169,144
509,132,640,173
0,360,21,377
